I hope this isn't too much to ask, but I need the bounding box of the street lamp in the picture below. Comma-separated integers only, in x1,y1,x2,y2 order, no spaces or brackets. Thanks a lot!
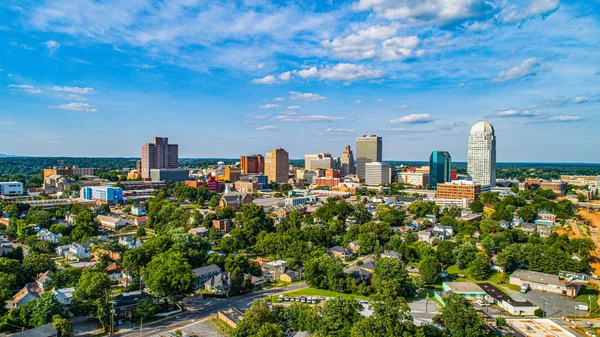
425,293,429,314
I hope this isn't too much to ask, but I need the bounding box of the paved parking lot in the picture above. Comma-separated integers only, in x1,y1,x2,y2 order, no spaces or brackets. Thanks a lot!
515,290,589,318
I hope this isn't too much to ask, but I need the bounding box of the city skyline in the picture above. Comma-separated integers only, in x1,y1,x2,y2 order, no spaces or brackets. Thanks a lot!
1,1,599,162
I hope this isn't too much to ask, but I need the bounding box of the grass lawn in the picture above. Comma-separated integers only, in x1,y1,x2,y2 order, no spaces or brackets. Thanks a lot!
271,287,368,301
209,317,232,336
574,286,599,316
446,265,518,294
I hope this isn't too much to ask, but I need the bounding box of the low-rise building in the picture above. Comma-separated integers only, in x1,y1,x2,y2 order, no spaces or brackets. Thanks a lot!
262,260,289,281
97,215,128,230
510,269,578,296
280,270,300,282
56,243,91,260
329,246,352,261
434,282,486,305
212,219,233,232
205,272,231,295
220,192,252,209
398,172,430,187
193,264,222,289
80,186,123,205
38,229,62,243
479,283,538,316
188,227,209,237
113,291,153,319
218,308,244,329
436,181,481,201
0,182,24,196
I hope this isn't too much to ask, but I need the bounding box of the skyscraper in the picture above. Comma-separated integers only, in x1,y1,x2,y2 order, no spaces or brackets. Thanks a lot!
467,121,496,187
356,135,382,179
141,137,178,179
429,151,452,189
365,162,390,186
341,145,355,176
240,154,264,174
265,148,289,184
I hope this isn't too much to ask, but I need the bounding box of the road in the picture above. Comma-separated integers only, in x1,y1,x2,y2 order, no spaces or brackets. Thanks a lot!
113,282,308,337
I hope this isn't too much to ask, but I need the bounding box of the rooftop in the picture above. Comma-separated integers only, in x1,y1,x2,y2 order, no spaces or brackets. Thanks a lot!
444,282,485,293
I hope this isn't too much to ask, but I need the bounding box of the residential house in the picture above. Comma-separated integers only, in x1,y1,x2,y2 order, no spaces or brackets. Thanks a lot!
418,230,433,244
131,205,146,216
134,217,147,227
329,246,352,261
97,215,128,230
113,291,153,319
53,287,75,306
11,323,57,337
537,226,552,238
193,264,222,289
537,210,557,223
276,205,307,219
104,264,123,281
247,274,267,288
343,265,372,283
205,272,231,295
56,243,91,260
511,216,524,227
499,220,510,229
219,192,252,209
119,235,142,249
9,272,52,309
280,270,300,283
359,261,376,273
433,225,454,238
520,223,537,235
93,249,121,262
348,241,361,254
37,229,62,243
381,250,402,259
262,260,289,281
188,227,209,237
212,219,233,232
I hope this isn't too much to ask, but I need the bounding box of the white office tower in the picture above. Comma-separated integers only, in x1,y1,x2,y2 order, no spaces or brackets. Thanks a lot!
467,121,497,187
356,135,382,179
365,162,390,186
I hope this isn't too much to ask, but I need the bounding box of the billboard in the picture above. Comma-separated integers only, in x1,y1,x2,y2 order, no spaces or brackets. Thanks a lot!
558,271,589,284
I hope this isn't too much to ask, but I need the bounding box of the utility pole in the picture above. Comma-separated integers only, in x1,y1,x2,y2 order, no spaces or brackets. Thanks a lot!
139,317,143,337
110,300,115,335
425,293,429,313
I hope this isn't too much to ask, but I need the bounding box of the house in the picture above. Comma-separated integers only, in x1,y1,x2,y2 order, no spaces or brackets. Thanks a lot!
219,192,252,209
212,219,233,232
434,282,486,306
262,260,289,281
418,230,433,244
511,216,524,227
104,264,123,281
131,205,146,216
509,269,580,296
381,250,402,260
134,217,147,227
119,235,142,249
247,274,267,288
472,231,481,239
193,264,222,288
113,291,153,319
280,270,300,282
359,261,376,273
218,308,244,328
97,215,128,230
53,287,75,306
11,322,57,337
205,272,231,295
56,243,91,260
9,272,52,309
93,249,121,262
479,283,538,316
537,226,552,237
499,220,510,229
188,227,209,237
344,265,372,283
329,246,352,261
432,225,454,239
348,241,361,254
520,223,537,235
537,210,557,223
37,229,62,243
276,205,307,219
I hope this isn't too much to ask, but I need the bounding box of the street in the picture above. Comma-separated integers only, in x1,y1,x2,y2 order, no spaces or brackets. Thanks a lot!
113,282,308,337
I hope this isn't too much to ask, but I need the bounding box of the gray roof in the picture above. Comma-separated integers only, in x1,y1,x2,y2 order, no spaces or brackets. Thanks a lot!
510,269,562,287
193,264,222,277
10,322,57,337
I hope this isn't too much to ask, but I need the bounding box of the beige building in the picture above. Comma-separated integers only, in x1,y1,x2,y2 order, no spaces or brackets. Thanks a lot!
399,172,430,187
356,135,382,179
265,148,289,183
365,162,390,186
141,137,178,179
341,145,355,176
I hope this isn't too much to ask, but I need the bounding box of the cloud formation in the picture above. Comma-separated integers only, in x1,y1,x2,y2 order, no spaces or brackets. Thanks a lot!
289,91,326,102
259,104,280,109
49,102,98,112
492,58,541,83
8,84,42,94
390,113,436,124
51,86,95,94
275,115,345,122
43,40,60,53
490,108,543,117
256,125,276,130
251,75,277,84
294,63,385,82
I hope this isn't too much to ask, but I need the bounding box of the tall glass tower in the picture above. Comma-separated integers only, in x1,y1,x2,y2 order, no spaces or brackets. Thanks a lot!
429,151,451,189
467,121,497,187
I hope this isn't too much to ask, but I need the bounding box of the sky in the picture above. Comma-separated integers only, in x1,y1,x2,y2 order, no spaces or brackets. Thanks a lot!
0,0,599,162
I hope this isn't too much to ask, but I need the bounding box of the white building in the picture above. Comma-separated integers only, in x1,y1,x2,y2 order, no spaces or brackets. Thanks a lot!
0,182,24,196
399,172,430,187
467,121,496,187
38,229,63,243
365,162,390,186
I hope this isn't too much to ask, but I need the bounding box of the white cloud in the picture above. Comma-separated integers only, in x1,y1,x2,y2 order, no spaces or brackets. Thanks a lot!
573,96,588,104
252,114,268,119
276,115,345,122
380,36,421,61
259,104,280,109
324,128,356,132
49,102,98,112
465,20,493,31
399,104,408,110
289,91,326,102
492,58,541,83
390,113,436,124
251,75,277,85
287,105,301,110
354,100,363,104
257,63,265,69
500,0,560,23
321,25,398,60
8,84,42,94
353,0,495,26
43,40,60,53
273,97,285,101
256,125,276,130
530,115,582,123
293,63,384,82
51,86,95,94
278,71,291,81
491,108,543,117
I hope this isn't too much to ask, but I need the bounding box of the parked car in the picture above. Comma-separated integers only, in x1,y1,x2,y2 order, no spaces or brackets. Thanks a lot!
477,299,488,307
576,304,589,311
520,283,530,293
284,296,290,301
278,295,283,302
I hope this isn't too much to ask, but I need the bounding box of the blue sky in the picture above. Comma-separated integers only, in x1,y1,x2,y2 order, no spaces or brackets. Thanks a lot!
0,0,599,162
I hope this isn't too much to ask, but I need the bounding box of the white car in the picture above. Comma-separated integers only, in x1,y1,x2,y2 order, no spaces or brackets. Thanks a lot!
576,304,589,311
477,300,488,307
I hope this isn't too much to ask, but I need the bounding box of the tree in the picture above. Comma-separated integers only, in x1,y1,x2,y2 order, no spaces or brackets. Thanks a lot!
372,257,415,299
230,268,245,294
419,256,442,285
29,293,67,327
479,192,500,205
318,297,361,337
436,241,458,265
516,205,536,223
350,295,421,337
209,195,220,209
53,315,73,337
453,243,478,269
215,206,236,220
255,323,285,337
71,270,111,331
470,253,491,280
135,299,158,319
142,251,195,302
232,301,276,337
470,200,484,213
304,254,349,292
433,294,491,337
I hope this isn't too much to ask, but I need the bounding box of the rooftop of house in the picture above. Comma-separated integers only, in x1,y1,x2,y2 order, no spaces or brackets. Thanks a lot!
192,264,222,277
444,282,485,293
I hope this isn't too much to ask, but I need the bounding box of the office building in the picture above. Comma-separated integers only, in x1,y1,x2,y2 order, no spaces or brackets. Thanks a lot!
430,151,452,189
399,172,429,187
150,169,190,182
0,182,24,196
314,177,342,188
436,181,481,201
467,121,496,187
240,154,264,174
365,162,390,186
341,145,355,176
81,186,123,205
356,135,382,179
141,137,179,179
265,148,289,184
43,166,96,180
304,153,338,171
218,167,241,182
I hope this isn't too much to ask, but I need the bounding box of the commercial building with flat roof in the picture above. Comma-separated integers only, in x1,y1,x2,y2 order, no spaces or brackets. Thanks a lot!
436,181,482,201
430,151,452,189
0,182,24,196
150,168,189,182
365,162,390,186
265,148,289,184
81,186,123,205
240,154,264,174
356,135,382,179
399,171,429,187
509,269,578,296
141,137,179,179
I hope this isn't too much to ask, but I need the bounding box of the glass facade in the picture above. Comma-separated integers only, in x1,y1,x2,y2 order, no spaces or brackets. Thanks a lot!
429,151,452,189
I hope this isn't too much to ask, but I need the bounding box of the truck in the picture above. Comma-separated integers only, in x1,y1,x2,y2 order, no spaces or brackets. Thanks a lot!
520,283,530,293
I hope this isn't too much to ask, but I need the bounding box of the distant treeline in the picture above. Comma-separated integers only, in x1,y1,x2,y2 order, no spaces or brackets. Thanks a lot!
0,157,599,182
